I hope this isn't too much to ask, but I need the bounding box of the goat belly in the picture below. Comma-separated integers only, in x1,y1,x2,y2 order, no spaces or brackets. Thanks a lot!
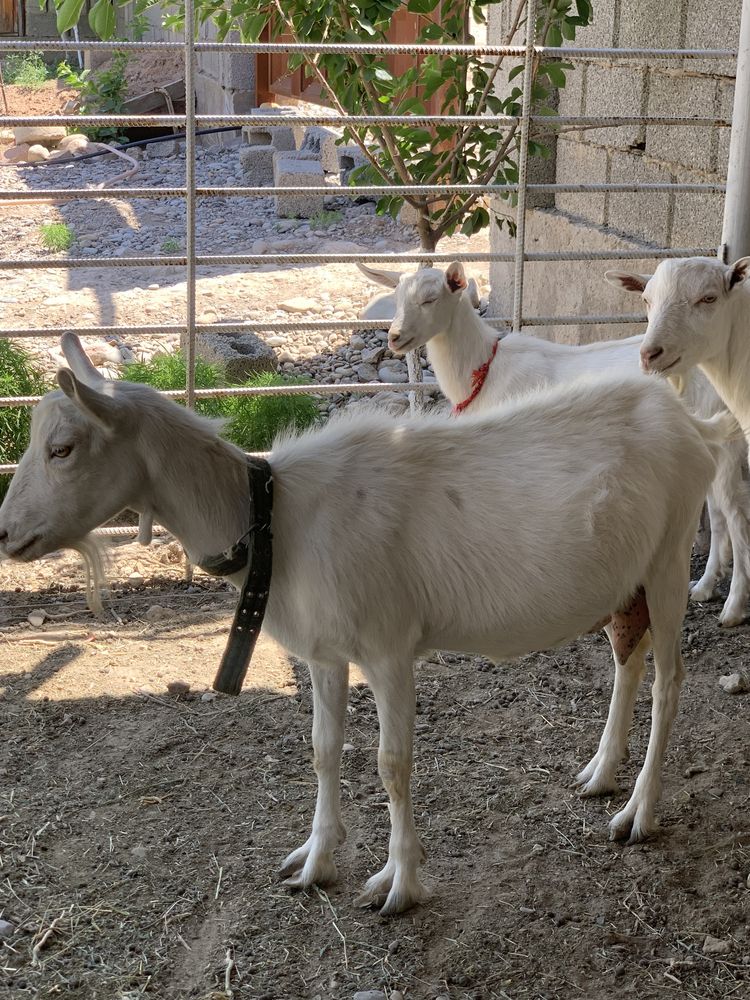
588,588,649,661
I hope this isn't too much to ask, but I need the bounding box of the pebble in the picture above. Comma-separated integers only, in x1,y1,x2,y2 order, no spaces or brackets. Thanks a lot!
352,992,386,1000
718,672,748,694
703,934,732,955
128,572,145,586
167,680,191,697
144,604,172,623
0,919,15,939
390,993,404,1000
27,610,46,627
350,334,367,351
279,296,321,313
201,691,217,703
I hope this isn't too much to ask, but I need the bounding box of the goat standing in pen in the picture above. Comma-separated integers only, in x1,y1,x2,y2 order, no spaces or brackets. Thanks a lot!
365,261,750,627
0,334,728,913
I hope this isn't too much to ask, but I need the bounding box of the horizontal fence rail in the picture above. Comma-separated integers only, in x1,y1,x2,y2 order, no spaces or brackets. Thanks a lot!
0,39,736,60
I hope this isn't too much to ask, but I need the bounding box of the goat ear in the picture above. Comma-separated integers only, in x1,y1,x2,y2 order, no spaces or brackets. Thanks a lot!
356,262,402,289
466,277,481,308
726,257,750,291
604,270,650,293
445,262,467,294
57,368,122,430
60,332,105,386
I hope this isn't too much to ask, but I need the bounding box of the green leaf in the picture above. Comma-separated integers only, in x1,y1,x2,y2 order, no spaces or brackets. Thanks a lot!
55,0,86,33
88,0,116,39
508,64,524,81
546,24,563,46
406,0,440,11
543,63,567,88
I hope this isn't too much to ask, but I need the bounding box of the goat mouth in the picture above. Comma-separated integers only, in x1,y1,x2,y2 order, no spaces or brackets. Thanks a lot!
6,534,41,561
655,355,682,374
389,337,414,354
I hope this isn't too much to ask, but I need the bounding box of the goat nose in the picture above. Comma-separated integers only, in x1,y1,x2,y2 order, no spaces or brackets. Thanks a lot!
640,345,664,366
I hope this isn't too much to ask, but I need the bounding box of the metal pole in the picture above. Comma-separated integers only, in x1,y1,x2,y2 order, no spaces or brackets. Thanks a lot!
512,0,538,332
720,0,750,262
185,0,197,411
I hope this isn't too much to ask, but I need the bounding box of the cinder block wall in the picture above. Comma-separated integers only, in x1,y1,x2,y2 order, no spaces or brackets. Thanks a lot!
487,0,740,343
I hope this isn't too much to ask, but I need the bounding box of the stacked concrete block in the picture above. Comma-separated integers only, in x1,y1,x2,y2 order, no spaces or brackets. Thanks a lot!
337,144,370,185
242,120,297,152
273,156,326,218
182,331,277,382
607,150,673,246
300,125,344,173
582,64,647,149
646,71,719,173
554,138,608,225
239,145,276,185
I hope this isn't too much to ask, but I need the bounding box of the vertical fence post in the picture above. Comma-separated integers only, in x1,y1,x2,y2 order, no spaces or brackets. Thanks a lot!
720,0,750,262
184,1,197,411
511,0,538,332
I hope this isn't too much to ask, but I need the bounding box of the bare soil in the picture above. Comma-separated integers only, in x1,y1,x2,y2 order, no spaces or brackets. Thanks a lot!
0,545,748,1000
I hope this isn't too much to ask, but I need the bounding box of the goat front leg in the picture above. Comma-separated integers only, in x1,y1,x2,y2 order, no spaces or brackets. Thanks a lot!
280,660,349,889
355,662,428,915
575,625,651,796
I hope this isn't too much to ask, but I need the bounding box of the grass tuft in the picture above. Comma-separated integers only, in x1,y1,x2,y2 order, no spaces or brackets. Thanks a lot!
3,52,49,88
0,341,48,500
40,222,75,253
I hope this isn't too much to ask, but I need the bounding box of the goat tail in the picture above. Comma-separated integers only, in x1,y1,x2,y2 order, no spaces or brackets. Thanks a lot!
693,409,744,450
72,534,109,614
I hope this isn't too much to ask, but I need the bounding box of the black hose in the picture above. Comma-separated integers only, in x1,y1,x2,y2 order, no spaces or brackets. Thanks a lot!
11,125,241,167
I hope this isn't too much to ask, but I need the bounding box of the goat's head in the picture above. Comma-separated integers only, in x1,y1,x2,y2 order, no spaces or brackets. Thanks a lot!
606,256,750,376
0,334,144,562
385,262,473,354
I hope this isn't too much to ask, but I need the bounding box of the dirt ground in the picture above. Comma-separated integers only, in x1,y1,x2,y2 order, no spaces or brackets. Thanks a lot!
0,541,748,1000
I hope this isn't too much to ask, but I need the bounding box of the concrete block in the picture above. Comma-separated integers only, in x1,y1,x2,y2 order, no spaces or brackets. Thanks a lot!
183,331,277,382
273,156,326,218
607,149,672,246
239,144,275,185
646,71,718,173
564,3,616,49
243,123,296,151
618,0,684,49
671,187,724,249
489,206,657,346
300,125,344,172
556,65,584,119
685,1,740,73
337,144,369,185
583,64,647,148
554,138,608,225
195,73,255,116
718,80,734,178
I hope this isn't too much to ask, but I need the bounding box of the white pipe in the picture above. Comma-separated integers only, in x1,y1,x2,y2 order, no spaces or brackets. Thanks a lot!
721,0,750,261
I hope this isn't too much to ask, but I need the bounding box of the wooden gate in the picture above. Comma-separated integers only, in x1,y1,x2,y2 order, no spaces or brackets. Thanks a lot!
0,0,18,36
256,8,443,113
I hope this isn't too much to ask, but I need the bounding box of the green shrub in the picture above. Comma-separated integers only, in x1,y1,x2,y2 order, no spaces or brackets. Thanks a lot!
121,353,319,449
57,51,129,143
39,222,75,252
226,371,320,450
3,52,49,88
0,340,48,500
122,352,226,419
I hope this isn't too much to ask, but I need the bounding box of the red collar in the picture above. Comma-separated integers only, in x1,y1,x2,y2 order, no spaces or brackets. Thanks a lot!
452,339,500,415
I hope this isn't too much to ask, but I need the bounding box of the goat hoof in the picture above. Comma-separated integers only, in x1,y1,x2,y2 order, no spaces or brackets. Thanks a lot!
279,838,338,887
574,760,619,797
689,582,716,602
718,607,746,627
608,802,655,844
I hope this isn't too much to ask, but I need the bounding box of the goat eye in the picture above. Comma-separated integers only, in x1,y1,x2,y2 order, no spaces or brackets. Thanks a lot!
420,298,437,306
699,295,717,304
50,445,72,459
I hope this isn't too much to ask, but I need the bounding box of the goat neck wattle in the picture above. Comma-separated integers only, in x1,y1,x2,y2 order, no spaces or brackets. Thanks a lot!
425,293,500,409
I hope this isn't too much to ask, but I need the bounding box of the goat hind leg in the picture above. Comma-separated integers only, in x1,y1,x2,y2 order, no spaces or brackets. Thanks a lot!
281,660,349,889
575,626,650,796
690,492,727,602
355,661,428,915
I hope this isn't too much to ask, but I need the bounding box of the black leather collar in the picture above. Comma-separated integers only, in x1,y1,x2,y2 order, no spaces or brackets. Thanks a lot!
202,457,274,696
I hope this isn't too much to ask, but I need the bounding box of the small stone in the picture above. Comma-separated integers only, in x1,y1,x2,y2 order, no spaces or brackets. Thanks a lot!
0,919,15,940
684,764,708,778
390,993,404,1000
201,691,217,703
362,346,386,365
279,296,320,313
128,572,145,586
252,239,269,255
147,283,160,291
350,334,367,351
167,680,191,697
718,672,749,694
355,362,378,381
26,144,49,163
352,992,386,1000
387,940,400,954
144,604,171,623
27,610,46,627
703,934,731,955
342,742,355,753
266,335,287,347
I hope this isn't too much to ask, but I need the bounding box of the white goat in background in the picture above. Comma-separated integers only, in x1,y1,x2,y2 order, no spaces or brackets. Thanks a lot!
362,262,750,626
0,335,727,914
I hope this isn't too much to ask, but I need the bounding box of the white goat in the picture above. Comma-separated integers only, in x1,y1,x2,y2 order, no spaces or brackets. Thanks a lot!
0,335,727,914
607,257,750,625
364,262,750,626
